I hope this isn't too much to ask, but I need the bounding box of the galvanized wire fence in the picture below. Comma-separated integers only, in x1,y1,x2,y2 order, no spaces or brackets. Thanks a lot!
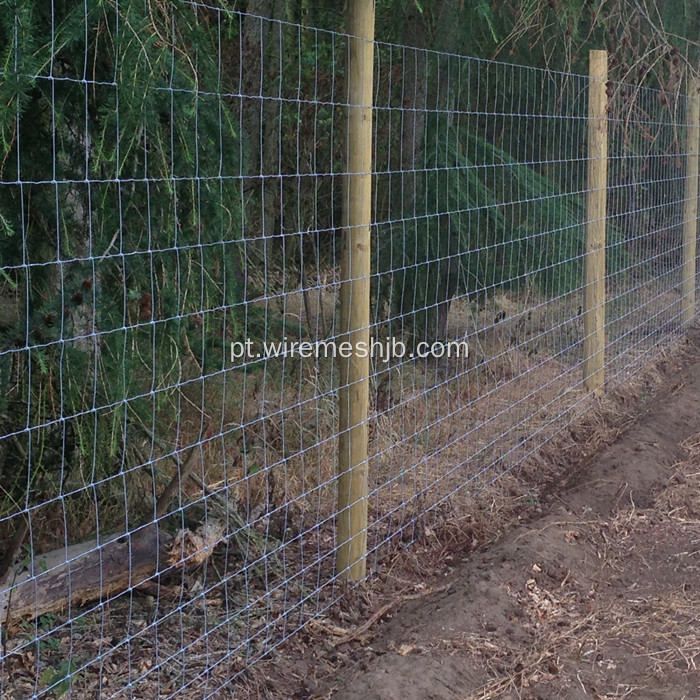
0,4,698,698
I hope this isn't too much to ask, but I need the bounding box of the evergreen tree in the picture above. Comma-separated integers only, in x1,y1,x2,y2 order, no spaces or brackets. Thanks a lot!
0,0,244,520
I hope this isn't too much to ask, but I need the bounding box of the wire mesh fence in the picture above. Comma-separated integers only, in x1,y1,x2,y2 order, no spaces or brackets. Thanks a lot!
0,3,698,698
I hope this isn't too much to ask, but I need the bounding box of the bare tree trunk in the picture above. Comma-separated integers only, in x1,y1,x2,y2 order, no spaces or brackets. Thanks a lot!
398,6,428,218
240,0,280,284
434,214,460,342
241,1,276,176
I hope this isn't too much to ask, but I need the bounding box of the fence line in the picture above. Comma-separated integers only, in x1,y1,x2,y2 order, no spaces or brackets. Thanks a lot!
0,4,698,697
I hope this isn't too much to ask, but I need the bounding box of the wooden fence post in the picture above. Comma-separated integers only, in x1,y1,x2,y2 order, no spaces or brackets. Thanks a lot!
337,0,375,581
682,78,700,326
584,49,608,392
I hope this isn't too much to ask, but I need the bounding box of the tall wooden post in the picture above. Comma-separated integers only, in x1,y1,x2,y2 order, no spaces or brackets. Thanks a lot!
584,50,608,392
337,0,375,581
682,78,700,326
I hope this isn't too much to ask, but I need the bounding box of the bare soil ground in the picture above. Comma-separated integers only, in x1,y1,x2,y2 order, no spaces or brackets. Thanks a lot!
252,332,700,700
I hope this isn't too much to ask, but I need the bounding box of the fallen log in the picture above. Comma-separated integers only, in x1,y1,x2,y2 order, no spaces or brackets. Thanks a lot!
0,421,239,633
0,524,174,632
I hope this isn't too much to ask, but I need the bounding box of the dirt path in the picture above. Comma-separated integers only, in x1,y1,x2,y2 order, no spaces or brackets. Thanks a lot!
310,347,700,700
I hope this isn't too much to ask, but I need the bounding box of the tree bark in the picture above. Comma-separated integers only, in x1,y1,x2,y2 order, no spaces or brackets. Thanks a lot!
398,6,428,218
241,0,281,258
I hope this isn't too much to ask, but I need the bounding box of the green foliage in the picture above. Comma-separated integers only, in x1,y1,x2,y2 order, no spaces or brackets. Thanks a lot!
375,114,592,342
39,659,74,697
0,0,670,533
0,0,244,514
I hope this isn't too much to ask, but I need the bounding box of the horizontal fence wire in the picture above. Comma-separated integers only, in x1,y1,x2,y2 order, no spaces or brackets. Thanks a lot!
0,3,697,698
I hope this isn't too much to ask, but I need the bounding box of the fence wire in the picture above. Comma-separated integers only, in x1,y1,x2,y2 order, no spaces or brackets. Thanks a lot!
0,4,697,698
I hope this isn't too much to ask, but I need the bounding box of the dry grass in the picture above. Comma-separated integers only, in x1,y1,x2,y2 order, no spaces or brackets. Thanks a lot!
1,279,695,698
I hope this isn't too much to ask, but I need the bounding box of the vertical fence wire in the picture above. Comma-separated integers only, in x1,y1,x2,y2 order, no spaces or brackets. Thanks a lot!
0,5,698,698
